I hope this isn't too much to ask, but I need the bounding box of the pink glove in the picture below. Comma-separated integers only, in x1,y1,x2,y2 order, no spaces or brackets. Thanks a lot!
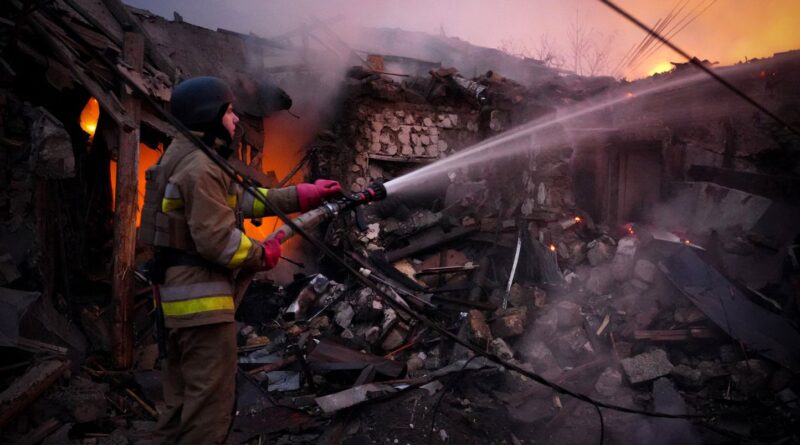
296,179,342,211
261,231,285,270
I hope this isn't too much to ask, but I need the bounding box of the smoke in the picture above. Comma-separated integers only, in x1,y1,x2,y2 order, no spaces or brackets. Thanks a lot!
126,0,800,79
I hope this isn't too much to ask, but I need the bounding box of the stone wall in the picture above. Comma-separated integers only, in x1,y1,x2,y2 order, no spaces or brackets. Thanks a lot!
343,100,482,193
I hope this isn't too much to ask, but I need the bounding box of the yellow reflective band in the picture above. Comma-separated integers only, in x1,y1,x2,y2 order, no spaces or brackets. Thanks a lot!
253,188,268,217
161,295,234,316
226,232,252,268
226,194,237,208
161,198,184,212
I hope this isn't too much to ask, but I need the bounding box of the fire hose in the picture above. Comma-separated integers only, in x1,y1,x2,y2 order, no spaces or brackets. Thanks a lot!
264,183,387,242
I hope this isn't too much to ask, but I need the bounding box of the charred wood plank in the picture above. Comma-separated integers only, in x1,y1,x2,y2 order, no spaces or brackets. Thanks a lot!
385,226,478,263
307,338,404,378
634,328,718,341
367,153,437,164
0,360,69,429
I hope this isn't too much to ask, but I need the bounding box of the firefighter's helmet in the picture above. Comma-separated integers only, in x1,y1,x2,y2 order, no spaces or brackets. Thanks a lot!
170,77,235,130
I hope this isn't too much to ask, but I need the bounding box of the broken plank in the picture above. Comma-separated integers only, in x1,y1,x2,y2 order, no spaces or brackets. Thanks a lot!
16,338,68,356
0,360,70,428
634,328,718,341
385,226,478,263
28,11,133,130
416,264,478,276
368,153,437,164
307,338,404,378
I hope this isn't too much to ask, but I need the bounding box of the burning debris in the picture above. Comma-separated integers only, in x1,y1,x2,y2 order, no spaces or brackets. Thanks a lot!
1,0,800,444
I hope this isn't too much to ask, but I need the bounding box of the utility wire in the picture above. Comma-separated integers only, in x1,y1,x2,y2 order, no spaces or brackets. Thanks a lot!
624,0,690,71
601,0,800,138
629,0,718,75
30,1,795,427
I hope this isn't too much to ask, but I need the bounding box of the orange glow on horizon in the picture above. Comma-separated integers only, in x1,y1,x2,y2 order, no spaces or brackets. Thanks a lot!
648,61,673,76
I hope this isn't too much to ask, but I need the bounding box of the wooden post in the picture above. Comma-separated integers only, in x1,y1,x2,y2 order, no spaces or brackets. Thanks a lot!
112,32,144,369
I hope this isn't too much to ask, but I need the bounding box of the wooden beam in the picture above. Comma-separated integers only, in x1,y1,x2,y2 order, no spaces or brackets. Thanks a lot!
112,32,144,370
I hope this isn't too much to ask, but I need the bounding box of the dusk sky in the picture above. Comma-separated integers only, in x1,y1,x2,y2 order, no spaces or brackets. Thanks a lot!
124,0,800,78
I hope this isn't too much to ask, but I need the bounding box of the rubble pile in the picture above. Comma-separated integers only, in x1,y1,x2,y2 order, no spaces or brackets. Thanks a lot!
1,0,800,443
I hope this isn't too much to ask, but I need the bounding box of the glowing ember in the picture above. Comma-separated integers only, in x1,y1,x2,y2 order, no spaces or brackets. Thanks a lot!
80,97,100,139
549,244,556,252
684,239,691,245
625,92,635,98
574,216,582,224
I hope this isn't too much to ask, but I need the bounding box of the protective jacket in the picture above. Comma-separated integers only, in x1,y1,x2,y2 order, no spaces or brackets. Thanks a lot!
140,133,300,328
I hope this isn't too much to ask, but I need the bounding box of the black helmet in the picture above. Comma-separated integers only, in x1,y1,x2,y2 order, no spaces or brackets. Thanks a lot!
170,76,235,130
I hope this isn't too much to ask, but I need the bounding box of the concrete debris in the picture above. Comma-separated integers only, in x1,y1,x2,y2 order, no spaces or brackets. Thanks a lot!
489,338,514,361
594,368,623,397
620,349,674,384
49,376,109,423
587,237,615,266
634,259,657,283
334,302,355,329
491,306,528,338
520,341,561,373
467,309,493,347
673,306,706,324
731,359,773,394
554,301,582,328
643,378,702,445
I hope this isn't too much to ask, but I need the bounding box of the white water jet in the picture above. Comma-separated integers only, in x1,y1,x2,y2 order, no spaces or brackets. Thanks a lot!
384,61,767,197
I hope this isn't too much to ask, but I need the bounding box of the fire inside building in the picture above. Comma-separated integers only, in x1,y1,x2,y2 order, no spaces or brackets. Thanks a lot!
1,0,799,444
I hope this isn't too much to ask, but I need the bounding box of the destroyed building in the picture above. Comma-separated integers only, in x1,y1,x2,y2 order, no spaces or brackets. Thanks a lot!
1,1,800,444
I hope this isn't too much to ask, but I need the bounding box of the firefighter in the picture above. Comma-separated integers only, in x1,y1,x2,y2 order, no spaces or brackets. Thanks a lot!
140,76,341,444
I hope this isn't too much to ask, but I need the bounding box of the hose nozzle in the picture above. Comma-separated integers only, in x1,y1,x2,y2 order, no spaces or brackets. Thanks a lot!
349,181,387,205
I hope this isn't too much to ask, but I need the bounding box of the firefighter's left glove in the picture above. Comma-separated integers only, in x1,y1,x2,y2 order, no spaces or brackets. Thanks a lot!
261,230,285,270
297,179,342,211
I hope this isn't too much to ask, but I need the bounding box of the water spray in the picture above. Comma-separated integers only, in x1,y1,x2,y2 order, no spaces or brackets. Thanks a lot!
266,181,388,242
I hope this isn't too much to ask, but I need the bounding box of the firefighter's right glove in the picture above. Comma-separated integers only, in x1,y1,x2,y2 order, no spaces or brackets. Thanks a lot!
296,179,342,211
261,231,285,270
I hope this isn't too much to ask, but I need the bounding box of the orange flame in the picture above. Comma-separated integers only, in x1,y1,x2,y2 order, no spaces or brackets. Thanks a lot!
574,216,582,224
549,244,557,252
80,97,100,139
110,144,161,226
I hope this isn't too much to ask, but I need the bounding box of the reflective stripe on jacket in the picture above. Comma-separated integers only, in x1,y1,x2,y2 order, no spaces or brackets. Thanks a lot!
152,134,301,328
